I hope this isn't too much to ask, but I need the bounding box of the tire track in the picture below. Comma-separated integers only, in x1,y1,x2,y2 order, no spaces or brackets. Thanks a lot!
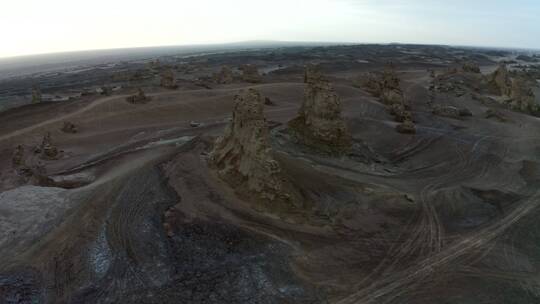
336,135,536,304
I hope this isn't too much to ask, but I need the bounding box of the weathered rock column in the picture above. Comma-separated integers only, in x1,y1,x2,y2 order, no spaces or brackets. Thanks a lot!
213,66,234,84
160,69,178,89
289,65,351,153
209,88,289,204
240,64,262,83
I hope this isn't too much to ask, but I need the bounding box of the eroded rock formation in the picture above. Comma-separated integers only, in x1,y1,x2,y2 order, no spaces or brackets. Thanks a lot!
396,120,416,134
126,88,151,104
213,66,234,84
362,65,407,107
485,109,508,122
487,65,537,112
432,65,485,97
40,133,59,159
360,65,418,133
380,65,407,106
209,88,289,205
264,97,274,106
240,64,262,83
61,121,78,133
459,107,473,117
509,77,537,112
390,103,413,123
31,86,41,104
289,65,351,153
193,78,212,89
304,64,325,83
489,64,512,96
99,86,112,96
12,145,25,166
160,69,178,89
47,172,95,189
432,105,472,119
462,62,481,73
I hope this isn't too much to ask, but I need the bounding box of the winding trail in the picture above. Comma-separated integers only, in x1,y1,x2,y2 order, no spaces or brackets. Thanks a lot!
0,95,129,143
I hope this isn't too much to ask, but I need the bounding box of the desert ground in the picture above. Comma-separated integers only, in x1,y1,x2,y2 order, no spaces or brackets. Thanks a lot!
1,44,540,303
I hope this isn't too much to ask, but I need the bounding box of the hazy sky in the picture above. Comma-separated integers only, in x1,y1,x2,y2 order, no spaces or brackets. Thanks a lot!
1,0,539,58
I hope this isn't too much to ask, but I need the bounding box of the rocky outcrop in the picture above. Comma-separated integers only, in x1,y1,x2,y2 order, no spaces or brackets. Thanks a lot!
160,69,178,89
485,109,508,122
126,88,151,104
361,72,383,94
12,145,25,166
61,121,78,133
489,64,512,96
459,107,473,117
380,65,407,106
99,86,112,96
289,65,351,153
193,78,212,89
462,62,481,73
264,97,274,106
39,133,59,159
362,65,407,107
213,66,234,84
389,103,413,123
31,86,41,104
432,105,473,119
509,77,537,112
362,65,415,129
381,88,406,106
47,172,95,189
487,65,537,113
304,64,325,83
396,120,416,134
432,65,485,97
209,88,289,204
240,64,262,83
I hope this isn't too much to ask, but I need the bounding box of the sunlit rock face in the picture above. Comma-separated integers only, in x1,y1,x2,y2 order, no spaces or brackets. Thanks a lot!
289,65,351,153
209,88,288,204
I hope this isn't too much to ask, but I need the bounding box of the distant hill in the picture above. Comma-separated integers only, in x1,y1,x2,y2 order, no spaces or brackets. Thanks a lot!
0,41,341,80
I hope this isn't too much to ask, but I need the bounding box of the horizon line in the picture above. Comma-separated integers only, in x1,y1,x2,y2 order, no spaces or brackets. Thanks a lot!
1,39,539,61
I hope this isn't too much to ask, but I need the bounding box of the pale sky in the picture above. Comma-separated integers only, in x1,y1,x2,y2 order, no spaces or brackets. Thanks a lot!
1,0,539,58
